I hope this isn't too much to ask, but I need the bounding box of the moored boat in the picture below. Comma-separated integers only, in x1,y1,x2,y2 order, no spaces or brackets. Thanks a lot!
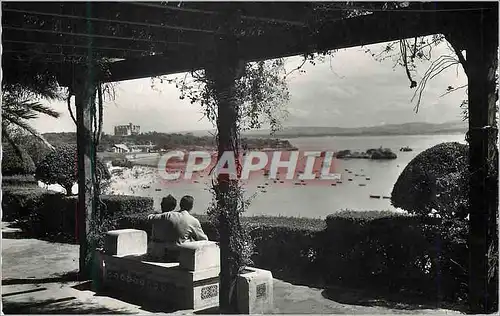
400,146,413,152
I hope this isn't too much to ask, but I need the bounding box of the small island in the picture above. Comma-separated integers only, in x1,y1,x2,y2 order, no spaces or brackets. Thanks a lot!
335,147,397,160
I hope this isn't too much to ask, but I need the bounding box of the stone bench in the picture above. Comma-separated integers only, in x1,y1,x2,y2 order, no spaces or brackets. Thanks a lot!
96,229,220,311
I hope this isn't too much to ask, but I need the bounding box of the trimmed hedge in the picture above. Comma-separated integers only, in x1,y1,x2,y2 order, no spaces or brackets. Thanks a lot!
117,213,325,237
116,210,467,298
2,145,36,176
2,187,154,242
391,142,469,218
63,194,154,219
2,186,62,222
116,212,327,283
2,175,39,188
320,210,467,301
55,194,154,242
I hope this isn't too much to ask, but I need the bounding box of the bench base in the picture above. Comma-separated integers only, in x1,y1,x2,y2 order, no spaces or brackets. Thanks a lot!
98,251,219,311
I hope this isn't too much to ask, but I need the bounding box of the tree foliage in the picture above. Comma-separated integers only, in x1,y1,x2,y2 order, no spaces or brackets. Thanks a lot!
152,59,290,134
8,131,55,166
364,33,499,122
391,142,469,219
206,183,256,269
2,56,68,157
2,92,61,154
2,144,36,176
35,144,111,196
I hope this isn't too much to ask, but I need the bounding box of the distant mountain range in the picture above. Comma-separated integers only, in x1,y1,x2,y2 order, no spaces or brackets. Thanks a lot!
240,121,468,138
146,121,468,138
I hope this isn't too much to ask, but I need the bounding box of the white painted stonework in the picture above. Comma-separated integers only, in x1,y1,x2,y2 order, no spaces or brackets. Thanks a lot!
98,230,221,311
104,229,148,256
177,240,220,271
237,267,274,314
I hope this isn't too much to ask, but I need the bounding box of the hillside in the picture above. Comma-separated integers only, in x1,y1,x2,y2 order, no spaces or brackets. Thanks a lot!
41,121,467,147
40,132,296,151
242,121,467,138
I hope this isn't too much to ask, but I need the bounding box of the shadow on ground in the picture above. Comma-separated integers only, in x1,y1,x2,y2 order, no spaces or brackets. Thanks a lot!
2,221,77,244
3,271,83,286
75,281,219,314
2,297,137,314
89,285,182,313
321,285,467,313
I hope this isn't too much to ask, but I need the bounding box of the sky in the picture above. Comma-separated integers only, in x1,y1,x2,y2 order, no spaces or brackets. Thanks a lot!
32,38,468,134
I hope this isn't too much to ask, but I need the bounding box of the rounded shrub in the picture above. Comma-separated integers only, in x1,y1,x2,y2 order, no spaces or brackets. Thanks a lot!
391,142,468,219
2,144,36,176
35,144,111,196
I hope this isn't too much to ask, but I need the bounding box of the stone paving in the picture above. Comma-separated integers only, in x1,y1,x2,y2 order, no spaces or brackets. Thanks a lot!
2,222,464,314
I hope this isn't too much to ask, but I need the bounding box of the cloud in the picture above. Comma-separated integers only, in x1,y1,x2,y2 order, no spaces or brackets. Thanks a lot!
32,38,467,134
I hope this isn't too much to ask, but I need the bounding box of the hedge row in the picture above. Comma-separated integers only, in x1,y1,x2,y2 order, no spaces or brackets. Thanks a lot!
2,186,61,222
117,210,468,299
116,210,468,299
2,187,468,303
116,212,326,283
2,187,154,242
2,175,39,188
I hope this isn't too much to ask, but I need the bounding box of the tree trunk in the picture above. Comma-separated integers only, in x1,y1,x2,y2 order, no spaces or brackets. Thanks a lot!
206,37,246,314
465,8,499,314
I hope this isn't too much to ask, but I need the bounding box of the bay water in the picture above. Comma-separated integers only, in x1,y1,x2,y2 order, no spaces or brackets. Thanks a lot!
121,133,466,219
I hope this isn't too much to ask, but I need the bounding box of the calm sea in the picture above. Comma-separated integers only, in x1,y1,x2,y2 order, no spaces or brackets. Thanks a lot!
125,133,467,219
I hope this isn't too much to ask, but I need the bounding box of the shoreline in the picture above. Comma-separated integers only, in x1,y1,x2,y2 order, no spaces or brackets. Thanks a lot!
37,163,407,218
279,131,466,139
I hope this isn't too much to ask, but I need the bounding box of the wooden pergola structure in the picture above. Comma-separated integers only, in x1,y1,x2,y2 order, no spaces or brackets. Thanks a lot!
2,1,498,313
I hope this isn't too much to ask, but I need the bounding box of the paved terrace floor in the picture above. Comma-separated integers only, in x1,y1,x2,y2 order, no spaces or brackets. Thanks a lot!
2,222,463,315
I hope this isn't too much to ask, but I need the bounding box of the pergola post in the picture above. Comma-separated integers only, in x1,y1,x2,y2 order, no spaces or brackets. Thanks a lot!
74,67,97,278
205,37,246,313
466,9,498,314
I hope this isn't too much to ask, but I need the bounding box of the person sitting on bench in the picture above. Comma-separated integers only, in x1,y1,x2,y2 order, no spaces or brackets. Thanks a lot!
147,195,208,261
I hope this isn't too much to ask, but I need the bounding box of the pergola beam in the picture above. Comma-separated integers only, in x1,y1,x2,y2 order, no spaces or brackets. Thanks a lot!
3,41,152,60
2,2,225,35
69,8,446,85
2,7,222,35
4,39,152,54
2,29,173,55
3,50,88,59
129,2,310,27
2,26,196,46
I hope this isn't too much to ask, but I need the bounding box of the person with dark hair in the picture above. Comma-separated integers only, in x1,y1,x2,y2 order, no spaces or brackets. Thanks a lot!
147,194,208,261
160,194,177,212
147,195,177,255
179,195,194,212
